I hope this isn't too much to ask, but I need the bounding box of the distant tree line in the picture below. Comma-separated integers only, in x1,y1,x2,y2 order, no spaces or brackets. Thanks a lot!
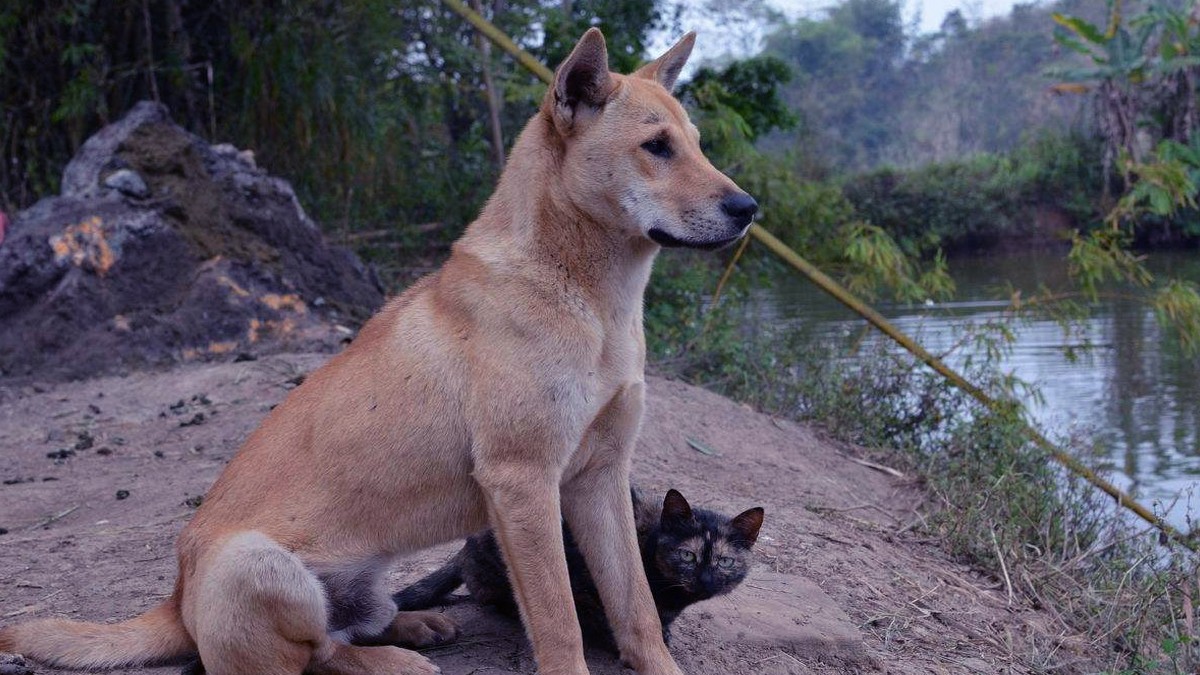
757,0,1096,172
0,0,669,244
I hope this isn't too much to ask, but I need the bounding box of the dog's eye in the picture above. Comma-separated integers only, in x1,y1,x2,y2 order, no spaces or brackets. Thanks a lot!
641,137,672,159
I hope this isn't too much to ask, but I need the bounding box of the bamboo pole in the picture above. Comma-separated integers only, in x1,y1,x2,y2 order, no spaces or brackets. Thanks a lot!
749,226,1192,550
439,0,1196,553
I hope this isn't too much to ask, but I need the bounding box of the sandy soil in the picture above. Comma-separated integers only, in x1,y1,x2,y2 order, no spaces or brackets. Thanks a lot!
0,353,1071,674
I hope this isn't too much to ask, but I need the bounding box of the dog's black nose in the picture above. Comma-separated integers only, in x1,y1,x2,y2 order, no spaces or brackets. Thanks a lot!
721,192,758,226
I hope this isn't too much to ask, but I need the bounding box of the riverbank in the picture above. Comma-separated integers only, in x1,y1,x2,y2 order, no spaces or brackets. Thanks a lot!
0,353,1082,674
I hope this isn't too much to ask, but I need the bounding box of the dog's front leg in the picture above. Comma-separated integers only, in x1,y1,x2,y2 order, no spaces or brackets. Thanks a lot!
561,384,683,675
474,449,589,675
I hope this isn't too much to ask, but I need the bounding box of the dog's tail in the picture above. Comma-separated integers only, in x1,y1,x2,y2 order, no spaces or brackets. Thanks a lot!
0,597,195,670
393,553,464,611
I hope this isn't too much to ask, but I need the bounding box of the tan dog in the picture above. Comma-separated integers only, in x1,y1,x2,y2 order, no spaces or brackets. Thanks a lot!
0,29,756,675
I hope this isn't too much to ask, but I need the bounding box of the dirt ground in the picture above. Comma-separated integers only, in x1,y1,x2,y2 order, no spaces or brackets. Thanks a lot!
0,353,1074,674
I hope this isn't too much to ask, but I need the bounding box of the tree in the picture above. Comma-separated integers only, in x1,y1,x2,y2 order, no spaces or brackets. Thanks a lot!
0,0,670,252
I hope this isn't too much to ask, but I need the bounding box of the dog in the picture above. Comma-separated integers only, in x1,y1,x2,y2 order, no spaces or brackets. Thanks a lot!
0,28,756,675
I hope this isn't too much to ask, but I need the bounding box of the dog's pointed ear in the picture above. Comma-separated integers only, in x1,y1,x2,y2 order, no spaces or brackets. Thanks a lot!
551,28,613,130
635,32,696,91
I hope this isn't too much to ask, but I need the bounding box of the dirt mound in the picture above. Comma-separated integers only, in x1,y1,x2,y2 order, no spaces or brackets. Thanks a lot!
0,102,384,382
0,355,1078,674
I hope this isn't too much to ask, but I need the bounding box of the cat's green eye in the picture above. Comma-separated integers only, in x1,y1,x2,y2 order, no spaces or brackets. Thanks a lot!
717,556,735,569
678,550,696,563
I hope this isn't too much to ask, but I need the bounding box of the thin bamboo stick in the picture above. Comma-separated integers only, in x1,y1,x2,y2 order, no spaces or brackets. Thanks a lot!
750,225,1192,550
439,0,1196,553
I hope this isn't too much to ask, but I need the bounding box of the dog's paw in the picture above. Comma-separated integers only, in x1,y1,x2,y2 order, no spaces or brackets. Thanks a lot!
385,611,459,648
381,646,442,675
315,644,440,675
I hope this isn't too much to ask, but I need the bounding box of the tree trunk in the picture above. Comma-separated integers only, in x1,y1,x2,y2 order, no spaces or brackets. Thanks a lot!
470,0,505,171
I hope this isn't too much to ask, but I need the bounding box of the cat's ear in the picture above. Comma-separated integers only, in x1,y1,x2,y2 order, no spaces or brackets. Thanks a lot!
661,489,694,524
729,507,764,547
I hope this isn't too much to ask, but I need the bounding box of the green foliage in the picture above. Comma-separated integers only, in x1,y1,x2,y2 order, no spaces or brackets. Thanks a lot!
679,56,797,144
841,133,1105,254
538,0,670,72
1050,0,1200,193
643,252,777,398
839,222,954,302
761,0,906,169
1066,229,1153,298
758,0,1083,170
0,0,672,252
1106,139,1200,239
1153,279,1200,354
1051,1,1153,73
708,152,955,303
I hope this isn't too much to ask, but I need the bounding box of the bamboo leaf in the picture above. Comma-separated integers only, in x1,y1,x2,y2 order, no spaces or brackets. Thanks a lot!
686,437,721,456
1052,13,1107,45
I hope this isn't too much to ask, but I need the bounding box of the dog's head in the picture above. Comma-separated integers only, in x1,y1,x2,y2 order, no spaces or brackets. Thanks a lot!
542,29,757,250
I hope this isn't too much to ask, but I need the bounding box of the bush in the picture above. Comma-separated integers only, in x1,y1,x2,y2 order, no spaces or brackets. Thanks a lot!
841,132,1104,254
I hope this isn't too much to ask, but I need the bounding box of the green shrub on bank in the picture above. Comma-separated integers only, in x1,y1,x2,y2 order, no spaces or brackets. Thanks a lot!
841,133,1105,254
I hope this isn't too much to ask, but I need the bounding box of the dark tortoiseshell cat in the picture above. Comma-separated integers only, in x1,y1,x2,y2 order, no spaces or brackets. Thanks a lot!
393,488,764,645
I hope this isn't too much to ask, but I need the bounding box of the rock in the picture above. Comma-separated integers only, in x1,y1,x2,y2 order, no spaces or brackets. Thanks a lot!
0,102,385,382
102,168,150,198
60,101,171,199
701,571,873,668
0,653,32,675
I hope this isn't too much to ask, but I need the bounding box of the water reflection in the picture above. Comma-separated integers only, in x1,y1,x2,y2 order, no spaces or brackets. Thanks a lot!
759,249,1200,524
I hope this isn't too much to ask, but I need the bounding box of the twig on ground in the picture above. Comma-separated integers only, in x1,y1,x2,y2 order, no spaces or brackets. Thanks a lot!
2,590,62,619
838,452,905,478
991,528,1015,607
24,505,80,531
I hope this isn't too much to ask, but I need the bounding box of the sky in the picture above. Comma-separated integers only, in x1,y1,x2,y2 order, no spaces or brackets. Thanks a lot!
655,0,1038,67
769,0,1029,35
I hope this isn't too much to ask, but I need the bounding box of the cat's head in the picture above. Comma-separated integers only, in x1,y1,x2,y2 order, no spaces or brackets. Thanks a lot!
652,489,765,600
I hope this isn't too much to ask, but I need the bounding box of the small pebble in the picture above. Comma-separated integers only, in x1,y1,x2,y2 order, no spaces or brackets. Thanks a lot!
116,489,130,500
102,168,150,198
0,652,33,675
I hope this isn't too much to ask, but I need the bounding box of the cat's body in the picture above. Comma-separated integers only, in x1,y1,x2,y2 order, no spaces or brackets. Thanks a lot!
394,489,764,646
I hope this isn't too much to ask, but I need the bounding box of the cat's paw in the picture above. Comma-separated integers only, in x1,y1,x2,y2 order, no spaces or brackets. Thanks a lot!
384,611,460,648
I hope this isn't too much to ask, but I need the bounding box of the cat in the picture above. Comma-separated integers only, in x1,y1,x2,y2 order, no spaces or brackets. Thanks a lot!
392,488,764,646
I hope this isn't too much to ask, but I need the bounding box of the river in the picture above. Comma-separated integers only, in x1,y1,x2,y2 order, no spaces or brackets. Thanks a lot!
755,248,1200,527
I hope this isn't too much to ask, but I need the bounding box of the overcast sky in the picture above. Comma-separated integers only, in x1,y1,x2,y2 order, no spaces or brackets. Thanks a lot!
656,0,1039,67
769,0,1029,34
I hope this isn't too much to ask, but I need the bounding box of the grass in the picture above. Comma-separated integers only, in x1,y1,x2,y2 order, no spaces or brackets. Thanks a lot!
647,255,1200,673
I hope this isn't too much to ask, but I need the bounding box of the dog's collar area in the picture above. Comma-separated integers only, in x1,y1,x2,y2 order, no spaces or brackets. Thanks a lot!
648,228,744,251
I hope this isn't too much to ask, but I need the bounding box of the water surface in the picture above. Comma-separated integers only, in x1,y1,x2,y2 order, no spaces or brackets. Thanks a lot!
756,249,1200,524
